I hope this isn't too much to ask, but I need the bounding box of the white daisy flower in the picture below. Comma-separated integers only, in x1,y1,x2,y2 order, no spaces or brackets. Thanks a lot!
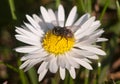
15,4,107,81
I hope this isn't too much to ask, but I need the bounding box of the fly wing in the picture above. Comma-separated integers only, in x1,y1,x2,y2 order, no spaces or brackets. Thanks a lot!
66,26,79,33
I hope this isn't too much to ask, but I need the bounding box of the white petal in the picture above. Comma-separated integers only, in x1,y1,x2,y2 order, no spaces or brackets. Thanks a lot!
24,58,43,72
58,55,66,68
15,27,41,41
68,26,78,33
24,22,44,37
15,27,40,39
48,9,58,26
58,5,65,27
91,29,104,37
82,58,92,63
85,55,99,59
65,6,77,26
60,67,65,80
64,53,71,70
67,50,84,58
32,14,41,23
30,49,48,54
21,50,48,61
21,55,41,61
69,67,76,79
44,55,54,62
76,21,101,40
40,6,54,29
76,29,105,44
65,61,71,70
75,16,96,39
72,57,93,70
15,35,40,46
19,60,30,69
15,46,40,53
58,55,71,69
72,48,95,56
26,15,43,33
32,14,48,32
76,36,98,45
38,62,48,74
38,69,48,81
74,13,90,26
49,57,58,73
97,38,108,42
15,27,25,35
66,53,80,68
83,21,101,35
77,45,106,55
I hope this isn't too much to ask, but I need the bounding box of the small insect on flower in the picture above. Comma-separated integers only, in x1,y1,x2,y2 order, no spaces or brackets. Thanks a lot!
52,26,73,38
15,4,108,82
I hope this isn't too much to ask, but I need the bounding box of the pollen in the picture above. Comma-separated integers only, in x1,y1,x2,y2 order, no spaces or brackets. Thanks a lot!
42,30,75,55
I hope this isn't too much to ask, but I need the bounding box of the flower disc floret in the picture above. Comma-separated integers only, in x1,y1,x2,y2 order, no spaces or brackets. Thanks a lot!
42,30,75,55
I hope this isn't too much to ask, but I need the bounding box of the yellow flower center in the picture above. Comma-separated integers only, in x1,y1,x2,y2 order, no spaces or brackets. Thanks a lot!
42,30,75,55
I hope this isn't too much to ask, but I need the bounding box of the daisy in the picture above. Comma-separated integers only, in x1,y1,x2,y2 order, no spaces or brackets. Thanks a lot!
15,4,107,81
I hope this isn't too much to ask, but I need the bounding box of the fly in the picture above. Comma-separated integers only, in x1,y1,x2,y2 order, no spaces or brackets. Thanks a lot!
52,26,74,45
52,26,73,38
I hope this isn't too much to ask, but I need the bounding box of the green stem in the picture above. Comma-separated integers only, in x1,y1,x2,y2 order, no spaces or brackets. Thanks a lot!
8,0,17,20
97,61,101,84
69,76,74,84
18,60,28,84
116,0,120,20
99,0,109,21
84,69,89,84
98,63,101,76
64,71,69,84
80,0,85,12
76,0,85,13
28,68,38,84
85,0,92,13
0,62,18,72
56,0,60,9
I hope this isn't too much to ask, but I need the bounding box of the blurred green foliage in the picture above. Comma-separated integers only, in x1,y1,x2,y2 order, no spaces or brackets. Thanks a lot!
0,0,120,84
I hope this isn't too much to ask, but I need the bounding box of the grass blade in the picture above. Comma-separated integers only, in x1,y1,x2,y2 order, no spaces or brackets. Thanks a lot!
28,68,38,84
8,0,17,20
116,0,120,20
99,0,109,21
18,60,29,84
56,0,60,8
